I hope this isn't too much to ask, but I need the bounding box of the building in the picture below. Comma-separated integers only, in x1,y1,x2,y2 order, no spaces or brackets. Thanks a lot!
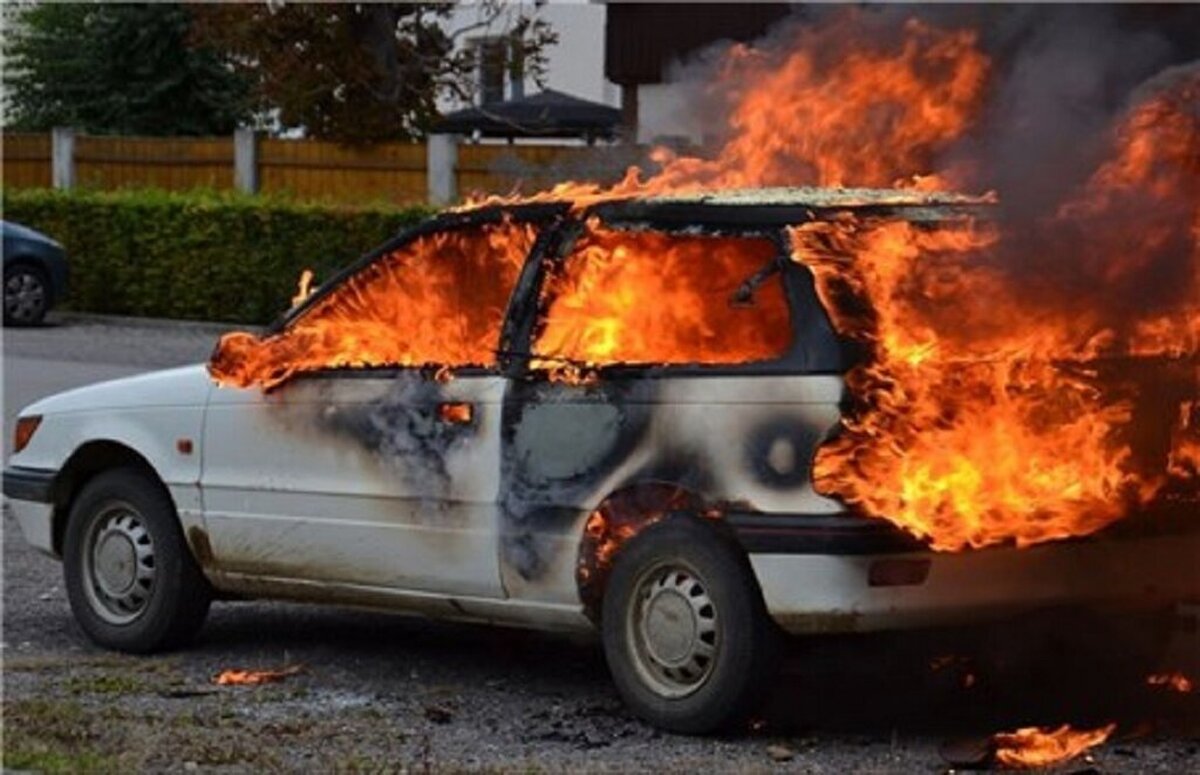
443,1,618,112
604,2,792,142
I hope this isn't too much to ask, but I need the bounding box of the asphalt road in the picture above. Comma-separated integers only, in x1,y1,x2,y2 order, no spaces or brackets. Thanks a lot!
3,316,1197,772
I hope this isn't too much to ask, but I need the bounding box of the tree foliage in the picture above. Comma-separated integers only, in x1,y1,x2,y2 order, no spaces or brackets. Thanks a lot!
189,1,557,143
4,3,252,135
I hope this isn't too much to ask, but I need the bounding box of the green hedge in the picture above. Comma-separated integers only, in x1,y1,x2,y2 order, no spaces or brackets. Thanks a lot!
1,188,434,323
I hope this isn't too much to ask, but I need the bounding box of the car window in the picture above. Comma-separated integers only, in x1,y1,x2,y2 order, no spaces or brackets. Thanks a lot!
210,220,538,389
531,222,791,368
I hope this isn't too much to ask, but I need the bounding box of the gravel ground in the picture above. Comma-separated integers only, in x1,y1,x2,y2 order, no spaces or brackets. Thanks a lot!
3,316,1198,772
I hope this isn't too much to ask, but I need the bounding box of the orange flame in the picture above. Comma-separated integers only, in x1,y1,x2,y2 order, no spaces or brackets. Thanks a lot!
533,221,790,369
291,268,315,309
210,222,537,389
209,13,1197,555
1147,671,1194,693
213,665,303,686
788,72,1199,551
790,219,1145,550
461,13,990,211
577,485,693,609
992,723,1116,769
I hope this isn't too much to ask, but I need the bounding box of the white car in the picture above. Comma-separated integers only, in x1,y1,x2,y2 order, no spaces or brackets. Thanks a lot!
6,190,1197,733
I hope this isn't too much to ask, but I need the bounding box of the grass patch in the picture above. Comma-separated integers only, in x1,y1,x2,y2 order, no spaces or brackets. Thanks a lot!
2,699,118,773
64,673,148,696
2,747,118,774
3,654,133,673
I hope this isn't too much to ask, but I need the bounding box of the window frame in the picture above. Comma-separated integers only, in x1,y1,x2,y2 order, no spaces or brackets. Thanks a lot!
511,215,845,381
270,204,564,382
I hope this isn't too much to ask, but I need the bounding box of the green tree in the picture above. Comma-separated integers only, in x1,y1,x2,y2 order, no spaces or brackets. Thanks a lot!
189,1,557,144
4,3,252,135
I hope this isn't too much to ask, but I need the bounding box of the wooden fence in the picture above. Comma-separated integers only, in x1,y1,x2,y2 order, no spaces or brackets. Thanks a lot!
3,134,52,189
2,130,646,205
258,138,428,204
75,135,233,191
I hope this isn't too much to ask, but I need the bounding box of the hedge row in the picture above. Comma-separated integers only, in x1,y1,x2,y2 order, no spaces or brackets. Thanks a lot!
2,188,434,324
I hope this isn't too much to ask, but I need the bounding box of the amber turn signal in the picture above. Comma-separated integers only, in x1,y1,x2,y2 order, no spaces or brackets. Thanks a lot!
437,402,474,425
13,415,42,454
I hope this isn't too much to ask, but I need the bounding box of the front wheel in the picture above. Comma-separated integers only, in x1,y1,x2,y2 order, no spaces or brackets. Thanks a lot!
63,468,211,653
601,516,780,734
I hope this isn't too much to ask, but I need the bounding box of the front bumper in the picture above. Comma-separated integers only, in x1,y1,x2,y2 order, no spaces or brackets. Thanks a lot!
3,465,55,502
3,466,58,557
739,516,1200,635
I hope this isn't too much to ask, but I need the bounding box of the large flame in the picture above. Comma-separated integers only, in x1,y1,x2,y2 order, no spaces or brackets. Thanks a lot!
210,222,537,389
210,13,1197,552
533,221,790,368
460,14,989,211
790,219,1144,550
788,71,1198,551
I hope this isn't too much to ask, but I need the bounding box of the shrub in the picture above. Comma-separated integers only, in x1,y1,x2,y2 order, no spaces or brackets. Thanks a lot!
1,188,434,323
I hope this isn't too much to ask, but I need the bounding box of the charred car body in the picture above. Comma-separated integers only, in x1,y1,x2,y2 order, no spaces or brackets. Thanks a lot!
5,188,1197,733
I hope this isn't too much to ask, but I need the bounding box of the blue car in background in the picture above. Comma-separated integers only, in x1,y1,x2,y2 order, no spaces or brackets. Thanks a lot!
3,221,69,325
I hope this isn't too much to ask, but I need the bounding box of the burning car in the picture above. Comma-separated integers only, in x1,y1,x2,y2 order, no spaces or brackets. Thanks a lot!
5,187,1197,734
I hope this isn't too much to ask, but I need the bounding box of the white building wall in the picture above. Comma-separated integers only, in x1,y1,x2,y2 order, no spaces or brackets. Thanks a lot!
443,1,618,110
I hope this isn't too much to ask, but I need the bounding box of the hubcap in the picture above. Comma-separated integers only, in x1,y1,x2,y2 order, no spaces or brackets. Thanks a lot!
5,271,46,323
83,506,156,624
627,564,719,698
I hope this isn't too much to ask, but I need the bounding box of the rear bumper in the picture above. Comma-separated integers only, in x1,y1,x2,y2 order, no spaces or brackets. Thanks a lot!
728,512,924,555
746,526,1200,635
3,466,58,557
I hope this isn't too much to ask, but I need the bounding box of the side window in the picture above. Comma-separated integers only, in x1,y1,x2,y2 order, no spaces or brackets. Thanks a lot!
211,220,538,389
531,222,792,368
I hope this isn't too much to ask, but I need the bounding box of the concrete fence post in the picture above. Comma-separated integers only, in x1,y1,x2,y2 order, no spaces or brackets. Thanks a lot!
234,127,259,194
51,126,75,189
427,133,458,206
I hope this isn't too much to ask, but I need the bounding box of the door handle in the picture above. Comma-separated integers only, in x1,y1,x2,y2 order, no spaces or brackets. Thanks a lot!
437,402,474,425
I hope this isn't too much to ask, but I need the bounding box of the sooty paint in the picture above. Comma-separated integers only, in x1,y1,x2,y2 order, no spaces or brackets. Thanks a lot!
744,419,824,489
320,372,477,495
498,378,659,580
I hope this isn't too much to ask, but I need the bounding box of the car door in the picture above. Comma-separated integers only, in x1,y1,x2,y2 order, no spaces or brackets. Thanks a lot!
496,217,847,603
200,216,542,597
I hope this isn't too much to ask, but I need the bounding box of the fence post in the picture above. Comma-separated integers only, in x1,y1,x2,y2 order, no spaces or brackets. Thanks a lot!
51,127,75,189
234,127,259,194
427,134,458,206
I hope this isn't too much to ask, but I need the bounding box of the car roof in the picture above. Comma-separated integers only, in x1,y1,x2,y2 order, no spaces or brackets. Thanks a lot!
280,186,991,332
631,186,989,208
451,186,993,229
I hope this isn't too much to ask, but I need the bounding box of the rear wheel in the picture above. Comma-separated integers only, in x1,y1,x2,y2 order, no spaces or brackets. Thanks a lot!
601,516,779,734
63,468,211,653
4,263,49,325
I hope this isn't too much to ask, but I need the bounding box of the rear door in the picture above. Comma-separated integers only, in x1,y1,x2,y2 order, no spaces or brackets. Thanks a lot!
497,217,848,602
200,216,541,597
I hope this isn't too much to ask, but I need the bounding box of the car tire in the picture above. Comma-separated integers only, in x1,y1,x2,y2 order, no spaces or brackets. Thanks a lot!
4,262,51,326
601,515,779,734
63,468,211,653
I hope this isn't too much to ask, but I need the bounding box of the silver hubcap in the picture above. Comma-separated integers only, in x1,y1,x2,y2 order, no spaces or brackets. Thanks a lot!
83,506,156,624
5,271,46,322
628,564,719,698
